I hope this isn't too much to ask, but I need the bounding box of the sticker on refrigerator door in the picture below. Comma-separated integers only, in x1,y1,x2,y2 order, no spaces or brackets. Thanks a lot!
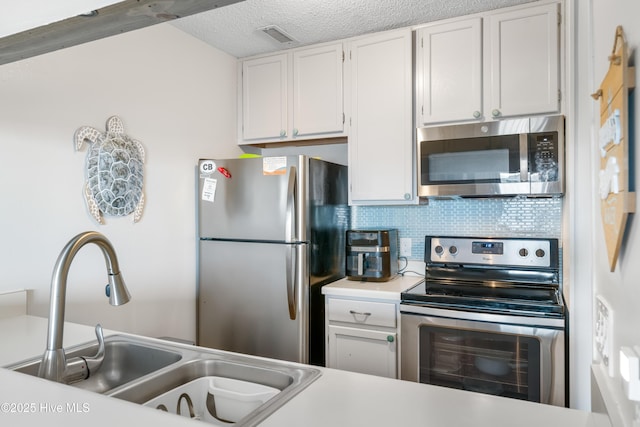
200,160,216,177
201,178,217,203
217,166,231,178
263,156,287,176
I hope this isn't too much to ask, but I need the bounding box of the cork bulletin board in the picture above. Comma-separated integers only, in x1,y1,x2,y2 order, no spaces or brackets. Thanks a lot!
592,26,636,271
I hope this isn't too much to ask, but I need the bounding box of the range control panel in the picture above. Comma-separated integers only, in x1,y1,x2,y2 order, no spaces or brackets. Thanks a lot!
427,236,558,268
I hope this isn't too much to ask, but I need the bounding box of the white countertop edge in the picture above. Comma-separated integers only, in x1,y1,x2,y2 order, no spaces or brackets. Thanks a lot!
591,362,628,427
322,275,424,301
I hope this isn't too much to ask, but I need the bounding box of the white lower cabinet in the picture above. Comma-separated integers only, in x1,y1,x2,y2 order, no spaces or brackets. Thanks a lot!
328,325,397,378
325,297,398,378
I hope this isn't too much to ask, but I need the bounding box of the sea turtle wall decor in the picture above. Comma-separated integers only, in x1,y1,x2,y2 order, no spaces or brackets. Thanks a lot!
74,116,145,224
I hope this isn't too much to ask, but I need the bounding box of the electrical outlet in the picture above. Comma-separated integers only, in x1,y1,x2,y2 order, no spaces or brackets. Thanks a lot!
400,238,412,257
595,295,614,377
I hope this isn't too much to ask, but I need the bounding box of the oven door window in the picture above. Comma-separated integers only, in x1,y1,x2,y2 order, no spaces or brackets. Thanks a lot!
419,326,541,402
419,135,521,185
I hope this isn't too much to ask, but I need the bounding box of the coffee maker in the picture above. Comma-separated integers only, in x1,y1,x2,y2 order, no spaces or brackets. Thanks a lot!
346,229,399,281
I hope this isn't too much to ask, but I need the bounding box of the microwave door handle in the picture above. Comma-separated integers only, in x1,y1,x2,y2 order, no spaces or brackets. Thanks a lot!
519,133,529,182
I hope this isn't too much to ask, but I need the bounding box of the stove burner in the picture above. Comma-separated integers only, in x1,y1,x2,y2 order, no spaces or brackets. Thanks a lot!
401,236,565,319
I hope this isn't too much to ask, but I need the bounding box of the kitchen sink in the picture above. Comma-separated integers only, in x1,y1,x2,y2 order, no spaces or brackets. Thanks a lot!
6,334,321,426
111,358,296,404
8,337,183,393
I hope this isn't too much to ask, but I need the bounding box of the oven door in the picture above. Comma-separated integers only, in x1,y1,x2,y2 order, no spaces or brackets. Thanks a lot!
400,305,565,407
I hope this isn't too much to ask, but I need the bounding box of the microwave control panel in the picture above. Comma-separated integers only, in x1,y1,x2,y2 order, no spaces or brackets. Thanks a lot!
529,132,559,182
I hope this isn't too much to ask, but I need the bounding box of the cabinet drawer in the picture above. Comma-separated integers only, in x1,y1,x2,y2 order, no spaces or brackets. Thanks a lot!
327,298,396,328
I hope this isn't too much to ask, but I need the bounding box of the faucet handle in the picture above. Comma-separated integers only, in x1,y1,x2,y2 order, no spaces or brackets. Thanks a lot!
83,324,105,375
59,324,105,384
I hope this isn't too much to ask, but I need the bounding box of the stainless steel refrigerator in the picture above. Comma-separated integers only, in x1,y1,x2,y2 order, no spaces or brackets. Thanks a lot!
197,155,349,365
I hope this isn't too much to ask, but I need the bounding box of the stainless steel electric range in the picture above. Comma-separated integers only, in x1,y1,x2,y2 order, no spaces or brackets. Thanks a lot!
400,236,566,407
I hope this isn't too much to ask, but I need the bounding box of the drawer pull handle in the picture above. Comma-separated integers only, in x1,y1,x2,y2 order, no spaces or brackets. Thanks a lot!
349,310,372,317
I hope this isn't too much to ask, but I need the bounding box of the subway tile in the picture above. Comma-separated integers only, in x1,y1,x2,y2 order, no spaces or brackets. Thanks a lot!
351,197,562,260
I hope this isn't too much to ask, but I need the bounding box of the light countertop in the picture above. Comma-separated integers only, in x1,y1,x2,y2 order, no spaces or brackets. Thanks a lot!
322,274,424,300
0,315,611,427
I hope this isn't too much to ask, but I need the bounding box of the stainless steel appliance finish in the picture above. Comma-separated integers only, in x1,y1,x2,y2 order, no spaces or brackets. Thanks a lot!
8,333,321,427
346,229,399,281
38,231,131,384
197,156,349,366
400,236,566,406
417,115,564,198
401,306,565,405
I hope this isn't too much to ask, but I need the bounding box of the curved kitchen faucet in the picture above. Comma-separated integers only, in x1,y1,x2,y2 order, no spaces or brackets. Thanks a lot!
38,231,131,383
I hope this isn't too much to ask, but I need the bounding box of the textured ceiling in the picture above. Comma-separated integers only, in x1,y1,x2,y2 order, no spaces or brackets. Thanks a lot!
171,0,537,58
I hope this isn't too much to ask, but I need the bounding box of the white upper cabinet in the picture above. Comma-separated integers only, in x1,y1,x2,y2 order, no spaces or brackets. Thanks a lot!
292,43,344,138
347,28,414,204
241,54,288,141
487,2,560,119
239,43,345,144
417,18,482,124
416,1,561,125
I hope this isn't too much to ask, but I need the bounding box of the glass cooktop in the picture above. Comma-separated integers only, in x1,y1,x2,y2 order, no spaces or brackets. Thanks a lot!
401,280,564,318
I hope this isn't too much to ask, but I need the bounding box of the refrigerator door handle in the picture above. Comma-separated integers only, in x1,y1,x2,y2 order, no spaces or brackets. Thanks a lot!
286,244,297,320
285,166,297,243
285,165,298,320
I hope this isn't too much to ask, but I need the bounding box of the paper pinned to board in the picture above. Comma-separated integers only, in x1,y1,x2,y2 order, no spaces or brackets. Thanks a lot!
598,109,621,157
599,156,621,199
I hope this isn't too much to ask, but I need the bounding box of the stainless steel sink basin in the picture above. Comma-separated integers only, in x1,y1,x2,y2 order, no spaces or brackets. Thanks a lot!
7,334,321,426
8,338,183,393
112,358,295,404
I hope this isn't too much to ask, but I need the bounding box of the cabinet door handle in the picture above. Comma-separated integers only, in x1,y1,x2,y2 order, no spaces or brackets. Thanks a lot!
349,310,372,316
473,110,481,119
491,109,501,117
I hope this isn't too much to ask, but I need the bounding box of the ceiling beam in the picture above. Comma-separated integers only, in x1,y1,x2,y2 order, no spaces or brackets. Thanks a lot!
0,0,244,66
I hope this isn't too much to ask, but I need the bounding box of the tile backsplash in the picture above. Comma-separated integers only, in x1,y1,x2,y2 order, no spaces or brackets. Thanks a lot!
351,196,563,260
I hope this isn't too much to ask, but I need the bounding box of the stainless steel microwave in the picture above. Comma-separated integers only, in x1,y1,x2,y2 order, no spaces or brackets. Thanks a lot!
417,115,564,198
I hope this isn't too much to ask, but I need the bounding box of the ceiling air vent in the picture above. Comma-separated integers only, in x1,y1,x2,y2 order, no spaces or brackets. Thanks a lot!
259,25,296,43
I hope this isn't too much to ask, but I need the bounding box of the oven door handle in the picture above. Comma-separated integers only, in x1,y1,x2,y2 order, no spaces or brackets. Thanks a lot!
539,335,554,404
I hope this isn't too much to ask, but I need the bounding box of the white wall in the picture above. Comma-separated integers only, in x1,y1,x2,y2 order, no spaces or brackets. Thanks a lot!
565,0,596,411
578,0,640,424
0,23,242,342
